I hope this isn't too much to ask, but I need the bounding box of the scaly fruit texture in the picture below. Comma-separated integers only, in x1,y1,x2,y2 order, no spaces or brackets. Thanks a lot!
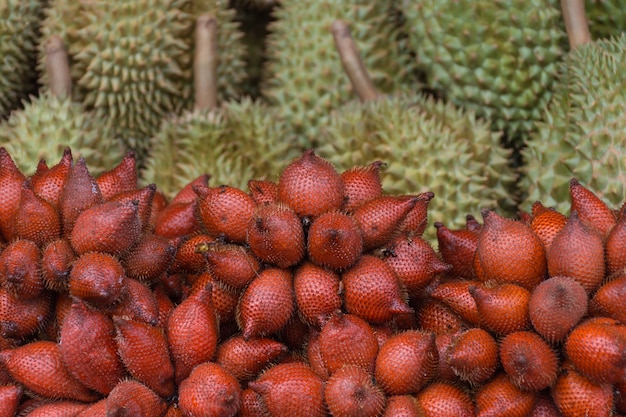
0,92,123,176
585,0,626,39
318,94,517,238
521,34,626,213
401,0,566,144
263,0,418,146
0,0,45,119
142,98,302,198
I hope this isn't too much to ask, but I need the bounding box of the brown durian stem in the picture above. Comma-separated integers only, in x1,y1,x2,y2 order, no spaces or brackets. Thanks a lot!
45,35,72,99
194,14,219,112
331,20,380,102
561,0,592,49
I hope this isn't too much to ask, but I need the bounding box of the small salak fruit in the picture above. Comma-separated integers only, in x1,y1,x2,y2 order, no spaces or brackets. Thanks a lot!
22,400,90,416
153,200,202,238
324,365,387,417
108,183,157,232
474,372,537,417
499,331,559,391
216,335,288,381
416,299,464,335
95,151,137,200
528,392,563,417
589,273,626,324
178,362,242,417
530,201,567,252
569,178,616,239
0,147,27,242
417,381,475,417
0,287,52,340
122,233,177,284
106,380,166,417
605,203,626,277
435,216,481,280
307,211,363,271
447,327,499,385
428,280,481,326
469,283,531,335
340,161,385,213
382,395,425,416
14,184,61,246
397,192,435,236
203,243,261,290
29,147,72,209
353,196,418,251
0,238,44,299
41,238,75,291
293,261,342,327
0,385,22,417
551,362,614,417
248,179,278,206
68,252,127,308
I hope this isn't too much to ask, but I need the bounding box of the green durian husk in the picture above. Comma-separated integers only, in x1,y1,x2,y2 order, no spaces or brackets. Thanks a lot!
0,92,123,176
0,0,46,119
142,97,302,198
585,0,626,39
521,34,626,214
318,93,518,241
262,0,420,147
402,0,567,145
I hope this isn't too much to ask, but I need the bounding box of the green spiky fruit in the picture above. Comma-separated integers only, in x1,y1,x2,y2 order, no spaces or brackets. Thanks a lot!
318,94,517,240
142,98,302,198
263,0,418,147
586,0,626,39
0,92,123,176
402,0,567,145
0,0,46,118
521,35,626,213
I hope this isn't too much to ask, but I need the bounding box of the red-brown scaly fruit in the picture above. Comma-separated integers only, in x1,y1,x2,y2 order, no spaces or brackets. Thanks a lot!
374,330,438,395
74,399,107,416
166,283,218,384
70,200,142,256
14,184,61,246
0,385,22,417
397,191,435,236
434,332,461,381
383,234,451,295
435,217,480,280
237,268,294,340
216,335,288,381
41,238,75,291
547,211,605,294
0,340,98,402
203,243,261,290
108,183,157,233
153,200,202,238
475,209,547,290
248,362,326,417
529,275,588,343
190,273,240,323
306,328,330,380
340,161,385,213
551,362,614,417
474,372,537,417
307,211,363,271
29,147,72,209
170,174,210,205
0,147,26,242
342,255,412,323
565,317,626,384
277,149,345,219
178,362,242,417
106,380,166,417
0,287,52,340
59,299,126,395
68,252,127,308
447,327,499,385
294,261,342,328
353,196,418,251
417,382,475,417
248,179,278,206
469,283,531,335
429,280,481,326
246,203,305,268
111,277,159,325
240,388,270,417
0,238,44,299
95,151,137,200
499,331,559,391
24,400,91,416
416,299,463,335
382,395,425,417
195,184,256,244
590,274,626,324
606,204,626,277
528,392,562,417
318,312,379,375
324,364,387,417
169,234,216,274
58,158,103,239
114,316,175,398
122,233,176,284
154,283,175,328
569,178,616,239
530,201,567,252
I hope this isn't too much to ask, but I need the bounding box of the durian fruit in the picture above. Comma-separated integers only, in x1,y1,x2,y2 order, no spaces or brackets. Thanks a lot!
0,0,46,119
318,21,517,241
262,0,419,147
0,36,122,176
520,2,626,213
401,0,567,146
142,15,301,198
585,0,626,39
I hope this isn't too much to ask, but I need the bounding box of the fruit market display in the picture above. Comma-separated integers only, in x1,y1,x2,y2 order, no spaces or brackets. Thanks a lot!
0,0,625,416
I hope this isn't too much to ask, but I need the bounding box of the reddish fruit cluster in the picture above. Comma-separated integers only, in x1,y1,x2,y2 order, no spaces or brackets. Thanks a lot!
0,147,624,417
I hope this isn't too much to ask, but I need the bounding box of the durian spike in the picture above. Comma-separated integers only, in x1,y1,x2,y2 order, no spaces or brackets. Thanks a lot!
44,35,72,99
194,14,218,112
331,20,379,103
561,0,592,48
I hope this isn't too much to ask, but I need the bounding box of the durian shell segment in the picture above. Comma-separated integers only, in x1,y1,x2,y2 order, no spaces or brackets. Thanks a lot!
521,34,626,213
402,0,566,144
142,98,302,198
318,93,517,241
585,0,626,39
0,92,123,176
0,0,46,118
262,0,419,147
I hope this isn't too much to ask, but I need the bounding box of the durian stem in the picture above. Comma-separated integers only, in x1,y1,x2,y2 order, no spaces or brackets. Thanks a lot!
194,14,219,112
331,20,380,103
561,0,592,48
45,35,72,99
